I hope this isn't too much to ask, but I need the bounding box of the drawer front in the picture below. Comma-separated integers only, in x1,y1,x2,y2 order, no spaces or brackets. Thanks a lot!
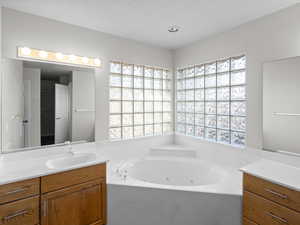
243,191,300,225
0,196,39,225
244,173,300,212
41,163,106,193
0,178,40,204
243,217,259,225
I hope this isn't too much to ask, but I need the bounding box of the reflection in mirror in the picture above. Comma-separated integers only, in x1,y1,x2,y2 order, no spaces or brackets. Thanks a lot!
263,57,300,155
2,58,95,152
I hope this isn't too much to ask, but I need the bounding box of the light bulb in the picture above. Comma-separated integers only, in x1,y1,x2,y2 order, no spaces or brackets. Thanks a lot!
82,57,89,64
94,58,101,66
39,50,48,58
21,47,31,56
56,52,64,60
69,54,77,61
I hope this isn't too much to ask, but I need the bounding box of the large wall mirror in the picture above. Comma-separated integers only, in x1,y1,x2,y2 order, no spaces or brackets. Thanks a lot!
2,58,95,153
263,56,300,155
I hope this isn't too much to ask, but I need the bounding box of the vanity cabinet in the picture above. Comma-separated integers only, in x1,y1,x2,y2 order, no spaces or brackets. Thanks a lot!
0,163,106,225
0,178,40,225
243,173,300,225
41,164,106,225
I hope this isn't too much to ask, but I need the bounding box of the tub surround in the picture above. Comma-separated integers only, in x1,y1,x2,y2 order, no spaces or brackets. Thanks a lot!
241,159,300,192
109,156,243,196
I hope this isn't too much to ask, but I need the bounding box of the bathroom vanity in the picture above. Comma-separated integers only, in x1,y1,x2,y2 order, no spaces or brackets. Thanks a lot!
0,163,106,225
241,160,300,225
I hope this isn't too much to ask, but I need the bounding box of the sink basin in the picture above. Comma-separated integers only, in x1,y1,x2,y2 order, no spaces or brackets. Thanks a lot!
46,153,97,169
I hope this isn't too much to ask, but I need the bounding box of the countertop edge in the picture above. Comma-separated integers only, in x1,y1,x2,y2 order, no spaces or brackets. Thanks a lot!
240,160,300,192
240,170,300,192
0,159,108,186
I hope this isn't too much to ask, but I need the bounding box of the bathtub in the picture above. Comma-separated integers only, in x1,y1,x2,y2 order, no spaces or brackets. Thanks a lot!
107,147,243,225
118,158,227,186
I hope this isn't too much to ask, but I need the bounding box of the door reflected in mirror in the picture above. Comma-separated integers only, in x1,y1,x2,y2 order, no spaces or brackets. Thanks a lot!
2,58,95,152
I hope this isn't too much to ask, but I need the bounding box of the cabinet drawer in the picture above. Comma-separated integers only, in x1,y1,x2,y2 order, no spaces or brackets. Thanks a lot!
41,163,106,193
244,173,300,212
243,191,300,225
0,196,39,225
243,217,259,225
0,178,40,204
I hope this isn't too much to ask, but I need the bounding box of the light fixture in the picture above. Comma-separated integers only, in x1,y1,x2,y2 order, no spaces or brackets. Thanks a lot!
55,52,64,60
94,58,101,66
68,54,77,61
82,57,89,64
168,25,180,33
38,50,48,58
17,46,101,68
21,47,31,55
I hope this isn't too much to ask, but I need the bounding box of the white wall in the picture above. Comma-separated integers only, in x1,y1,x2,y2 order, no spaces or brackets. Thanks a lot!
1,8,173,142
72,70,95,142
173,4,300,149
23,67,41,147
3,4,300,151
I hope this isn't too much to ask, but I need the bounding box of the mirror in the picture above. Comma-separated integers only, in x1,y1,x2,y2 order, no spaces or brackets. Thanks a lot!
2,58,95,153
263,56,300,155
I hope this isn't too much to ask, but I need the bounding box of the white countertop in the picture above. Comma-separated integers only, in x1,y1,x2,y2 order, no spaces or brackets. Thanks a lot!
0,142,243,196
1,141,299,196
0,143,108,186
240,159,300,191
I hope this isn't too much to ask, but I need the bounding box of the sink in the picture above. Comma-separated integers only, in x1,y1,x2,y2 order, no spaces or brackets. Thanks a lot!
46,153,97,169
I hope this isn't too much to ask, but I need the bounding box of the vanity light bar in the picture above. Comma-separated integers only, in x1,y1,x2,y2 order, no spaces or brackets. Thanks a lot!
17,47,101,68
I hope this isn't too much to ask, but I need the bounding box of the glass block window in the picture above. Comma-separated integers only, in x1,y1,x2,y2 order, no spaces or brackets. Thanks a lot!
176,55,246,147
109,62,172,140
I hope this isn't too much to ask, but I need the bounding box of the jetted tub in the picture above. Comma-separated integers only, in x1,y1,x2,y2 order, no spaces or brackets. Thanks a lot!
123,158,226,186
108,149,242,225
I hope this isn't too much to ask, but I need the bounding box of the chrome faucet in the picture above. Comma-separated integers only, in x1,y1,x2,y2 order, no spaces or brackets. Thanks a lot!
64,141,74,155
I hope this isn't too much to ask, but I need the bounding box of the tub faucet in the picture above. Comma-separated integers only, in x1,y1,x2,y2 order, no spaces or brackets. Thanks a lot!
65,141,74,156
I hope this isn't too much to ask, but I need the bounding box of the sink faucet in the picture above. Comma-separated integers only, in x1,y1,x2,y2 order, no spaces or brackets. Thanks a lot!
65,141,74,156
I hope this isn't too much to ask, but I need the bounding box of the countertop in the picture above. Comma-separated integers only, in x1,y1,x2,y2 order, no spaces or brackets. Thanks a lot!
0,143,107,185
240,159,300,192
1,142,300,195
0,142,244,196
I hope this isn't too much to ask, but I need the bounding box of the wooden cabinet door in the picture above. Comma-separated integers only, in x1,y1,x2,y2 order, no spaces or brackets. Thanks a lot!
41,179,106,225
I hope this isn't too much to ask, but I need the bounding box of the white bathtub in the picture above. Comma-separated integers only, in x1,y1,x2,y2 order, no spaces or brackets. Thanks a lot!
122,158,226,186
108,148,243,225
